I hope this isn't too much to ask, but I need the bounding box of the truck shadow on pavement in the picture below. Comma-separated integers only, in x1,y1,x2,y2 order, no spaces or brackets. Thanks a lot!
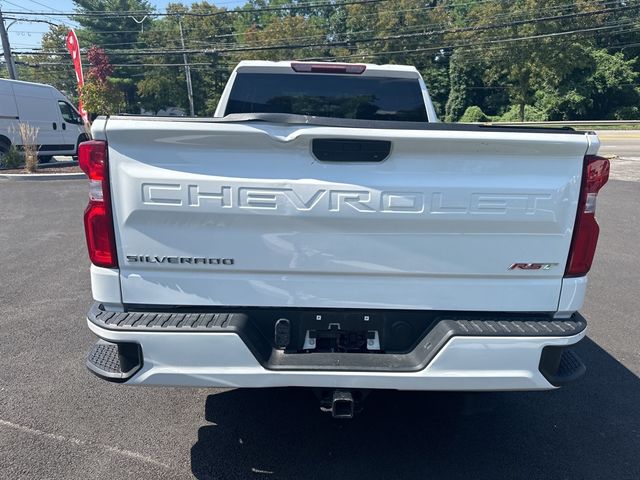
191,337,639,480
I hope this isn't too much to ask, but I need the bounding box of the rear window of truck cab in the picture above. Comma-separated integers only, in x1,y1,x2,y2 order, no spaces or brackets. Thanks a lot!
225,72,428,122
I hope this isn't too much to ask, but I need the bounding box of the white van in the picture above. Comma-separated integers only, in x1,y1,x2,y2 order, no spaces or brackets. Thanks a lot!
0,78,88,162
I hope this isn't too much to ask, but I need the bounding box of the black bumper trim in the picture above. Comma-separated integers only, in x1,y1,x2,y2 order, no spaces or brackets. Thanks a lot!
88,303,586,374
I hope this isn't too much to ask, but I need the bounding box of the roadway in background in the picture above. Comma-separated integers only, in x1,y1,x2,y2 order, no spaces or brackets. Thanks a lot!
597,130,640,182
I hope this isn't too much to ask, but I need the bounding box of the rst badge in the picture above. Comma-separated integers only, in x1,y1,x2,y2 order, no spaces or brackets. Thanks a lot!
509,263,558,270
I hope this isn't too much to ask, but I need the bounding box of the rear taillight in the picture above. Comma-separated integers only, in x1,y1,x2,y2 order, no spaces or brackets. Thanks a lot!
79,140,118,268
565,155,610,277
291,62,366,74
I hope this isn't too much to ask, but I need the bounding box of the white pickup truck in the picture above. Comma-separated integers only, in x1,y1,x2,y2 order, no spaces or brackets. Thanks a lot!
82,61,609,418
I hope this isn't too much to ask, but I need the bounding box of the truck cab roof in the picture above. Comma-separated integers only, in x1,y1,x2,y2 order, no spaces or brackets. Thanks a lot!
233,60,422,78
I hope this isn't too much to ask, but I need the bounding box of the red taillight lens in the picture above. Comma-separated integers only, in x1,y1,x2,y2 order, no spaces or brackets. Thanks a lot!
565,155,609,277
79,140,106,180
291,62,366,74
79,140,118,268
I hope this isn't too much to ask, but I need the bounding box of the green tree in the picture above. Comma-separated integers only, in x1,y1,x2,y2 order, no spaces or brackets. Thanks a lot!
537,47,640,120
42,0,640,122
444,50,471,122
235,15,327,61
452,1,588,121
444,50,494,121
421,58,450,119
81,80,125,116
137,2,234,116
73,0,154,110
81,46,125,116
137,69,186,113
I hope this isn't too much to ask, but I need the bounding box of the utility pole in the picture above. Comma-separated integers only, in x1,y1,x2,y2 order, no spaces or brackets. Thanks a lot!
178,18,194,117
0,7,17,79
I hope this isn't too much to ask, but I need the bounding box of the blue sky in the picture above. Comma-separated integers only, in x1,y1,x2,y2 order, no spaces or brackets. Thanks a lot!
1,0,244,51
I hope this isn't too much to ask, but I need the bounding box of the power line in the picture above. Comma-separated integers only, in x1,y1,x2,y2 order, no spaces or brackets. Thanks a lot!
24,0,65,13
76,0,607,49
3,0,394,17
400,24,640,68
26,61,218,67
7,0,609,52
14,35,640,71
11,3,635,57
0,0,545,19
110,4,640,55
218,3,639,55
316,22,638,61
13,19,640,64
10,19,635,60
15,0,601,41
7,1,637,65
2,0,75,27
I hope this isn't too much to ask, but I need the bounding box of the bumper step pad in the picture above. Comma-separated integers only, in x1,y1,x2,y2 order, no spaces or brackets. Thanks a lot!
86,340,142,382
539,346,586,386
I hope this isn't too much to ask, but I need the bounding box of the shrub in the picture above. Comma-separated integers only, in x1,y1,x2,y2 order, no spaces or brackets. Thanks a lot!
498,105,548,122
1,145,23,169
459,106,491,123
612,106,640,120
81,80,125,116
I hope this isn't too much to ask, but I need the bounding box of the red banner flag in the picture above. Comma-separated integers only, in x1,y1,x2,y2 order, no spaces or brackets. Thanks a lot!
65,29,88,123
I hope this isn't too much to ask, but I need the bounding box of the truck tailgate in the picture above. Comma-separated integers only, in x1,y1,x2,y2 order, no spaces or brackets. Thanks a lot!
102,119,590,311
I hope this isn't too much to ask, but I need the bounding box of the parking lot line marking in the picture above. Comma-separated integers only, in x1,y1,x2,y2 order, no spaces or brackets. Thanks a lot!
0,418,174,471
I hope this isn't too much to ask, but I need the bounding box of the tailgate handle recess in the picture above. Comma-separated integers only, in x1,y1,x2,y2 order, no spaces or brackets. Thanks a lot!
312,139,391,163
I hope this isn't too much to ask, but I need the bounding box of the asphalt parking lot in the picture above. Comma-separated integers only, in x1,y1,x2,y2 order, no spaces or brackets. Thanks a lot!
1,143,639,479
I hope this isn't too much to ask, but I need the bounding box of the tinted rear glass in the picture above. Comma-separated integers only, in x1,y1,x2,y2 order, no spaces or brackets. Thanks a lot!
225,72,428,122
